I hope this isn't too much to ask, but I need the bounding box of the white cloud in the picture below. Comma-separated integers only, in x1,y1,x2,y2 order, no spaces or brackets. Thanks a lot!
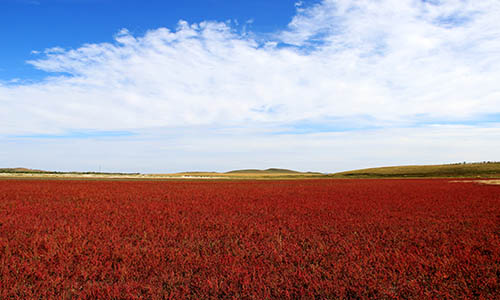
1,0,500,171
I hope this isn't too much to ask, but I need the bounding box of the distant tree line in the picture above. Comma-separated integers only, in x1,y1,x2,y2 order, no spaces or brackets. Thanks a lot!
0,169,140,175
449,161,499,165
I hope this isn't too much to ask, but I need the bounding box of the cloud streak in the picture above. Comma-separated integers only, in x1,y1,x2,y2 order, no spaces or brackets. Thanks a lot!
2,0,500,171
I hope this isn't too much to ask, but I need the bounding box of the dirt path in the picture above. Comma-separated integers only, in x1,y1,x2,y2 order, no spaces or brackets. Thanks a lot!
478,180,500,185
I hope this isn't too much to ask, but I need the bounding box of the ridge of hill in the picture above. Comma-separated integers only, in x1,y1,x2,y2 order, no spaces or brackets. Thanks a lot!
0,168,139,176
225,168,303,174
0,168,45,173
2,162,499,179
329,162,500,178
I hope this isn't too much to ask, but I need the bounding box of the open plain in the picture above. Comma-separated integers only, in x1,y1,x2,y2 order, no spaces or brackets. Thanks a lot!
1,178,499,299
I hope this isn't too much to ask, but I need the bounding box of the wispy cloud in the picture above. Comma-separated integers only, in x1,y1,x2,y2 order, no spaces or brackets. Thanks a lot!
1,0,500,171
10,130,135,139
12,0,41,5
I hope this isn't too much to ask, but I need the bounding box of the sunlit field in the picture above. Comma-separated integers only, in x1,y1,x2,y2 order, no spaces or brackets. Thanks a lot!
1,179,499,299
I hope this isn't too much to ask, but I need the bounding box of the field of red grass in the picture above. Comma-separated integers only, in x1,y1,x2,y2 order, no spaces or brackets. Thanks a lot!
1,179,499,299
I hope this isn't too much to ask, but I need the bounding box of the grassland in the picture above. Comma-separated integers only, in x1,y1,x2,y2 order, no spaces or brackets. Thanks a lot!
2,179,499,298
157,168,324,179
0,168,322,180
160,163,500,179
329,162,500,178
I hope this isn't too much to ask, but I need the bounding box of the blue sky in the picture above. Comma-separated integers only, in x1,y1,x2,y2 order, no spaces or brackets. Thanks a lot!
1,0,304,80
1,0,500,173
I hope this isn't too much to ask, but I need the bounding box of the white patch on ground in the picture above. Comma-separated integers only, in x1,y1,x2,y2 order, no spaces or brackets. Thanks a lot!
478,180,500,185
450,179,500,185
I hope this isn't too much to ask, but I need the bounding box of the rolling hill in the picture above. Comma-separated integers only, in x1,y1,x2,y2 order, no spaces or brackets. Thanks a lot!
0,168,45,173
226,168,302,174
330,162,500,178
2,162,499,179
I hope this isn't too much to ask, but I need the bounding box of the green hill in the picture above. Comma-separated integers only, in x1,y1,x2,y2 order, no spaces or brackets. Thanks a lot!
226,168,302,174
330,162,500,178
3,162,499,180
0,168,45,173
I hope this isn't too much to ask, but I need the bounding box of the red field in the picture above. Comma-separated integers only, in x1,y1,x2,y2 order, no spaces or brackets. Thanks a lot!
0,179,499,299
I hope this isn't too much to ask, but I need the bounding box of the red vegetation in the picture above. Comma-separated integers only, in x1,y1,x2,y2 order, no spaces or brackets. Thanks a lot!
0,179,499,299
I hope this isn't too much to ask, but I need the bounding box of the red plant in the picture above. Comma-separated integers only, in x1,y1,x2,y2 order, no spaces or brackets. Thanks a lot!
0,179,499,299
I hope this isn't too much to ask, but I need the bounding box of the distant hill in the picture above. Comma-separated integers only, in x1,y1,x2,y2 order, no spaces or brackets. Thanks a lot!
0,168,139,176
226,168,302,174
3,162,499,179
0,167,45,173
330,162,500,178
